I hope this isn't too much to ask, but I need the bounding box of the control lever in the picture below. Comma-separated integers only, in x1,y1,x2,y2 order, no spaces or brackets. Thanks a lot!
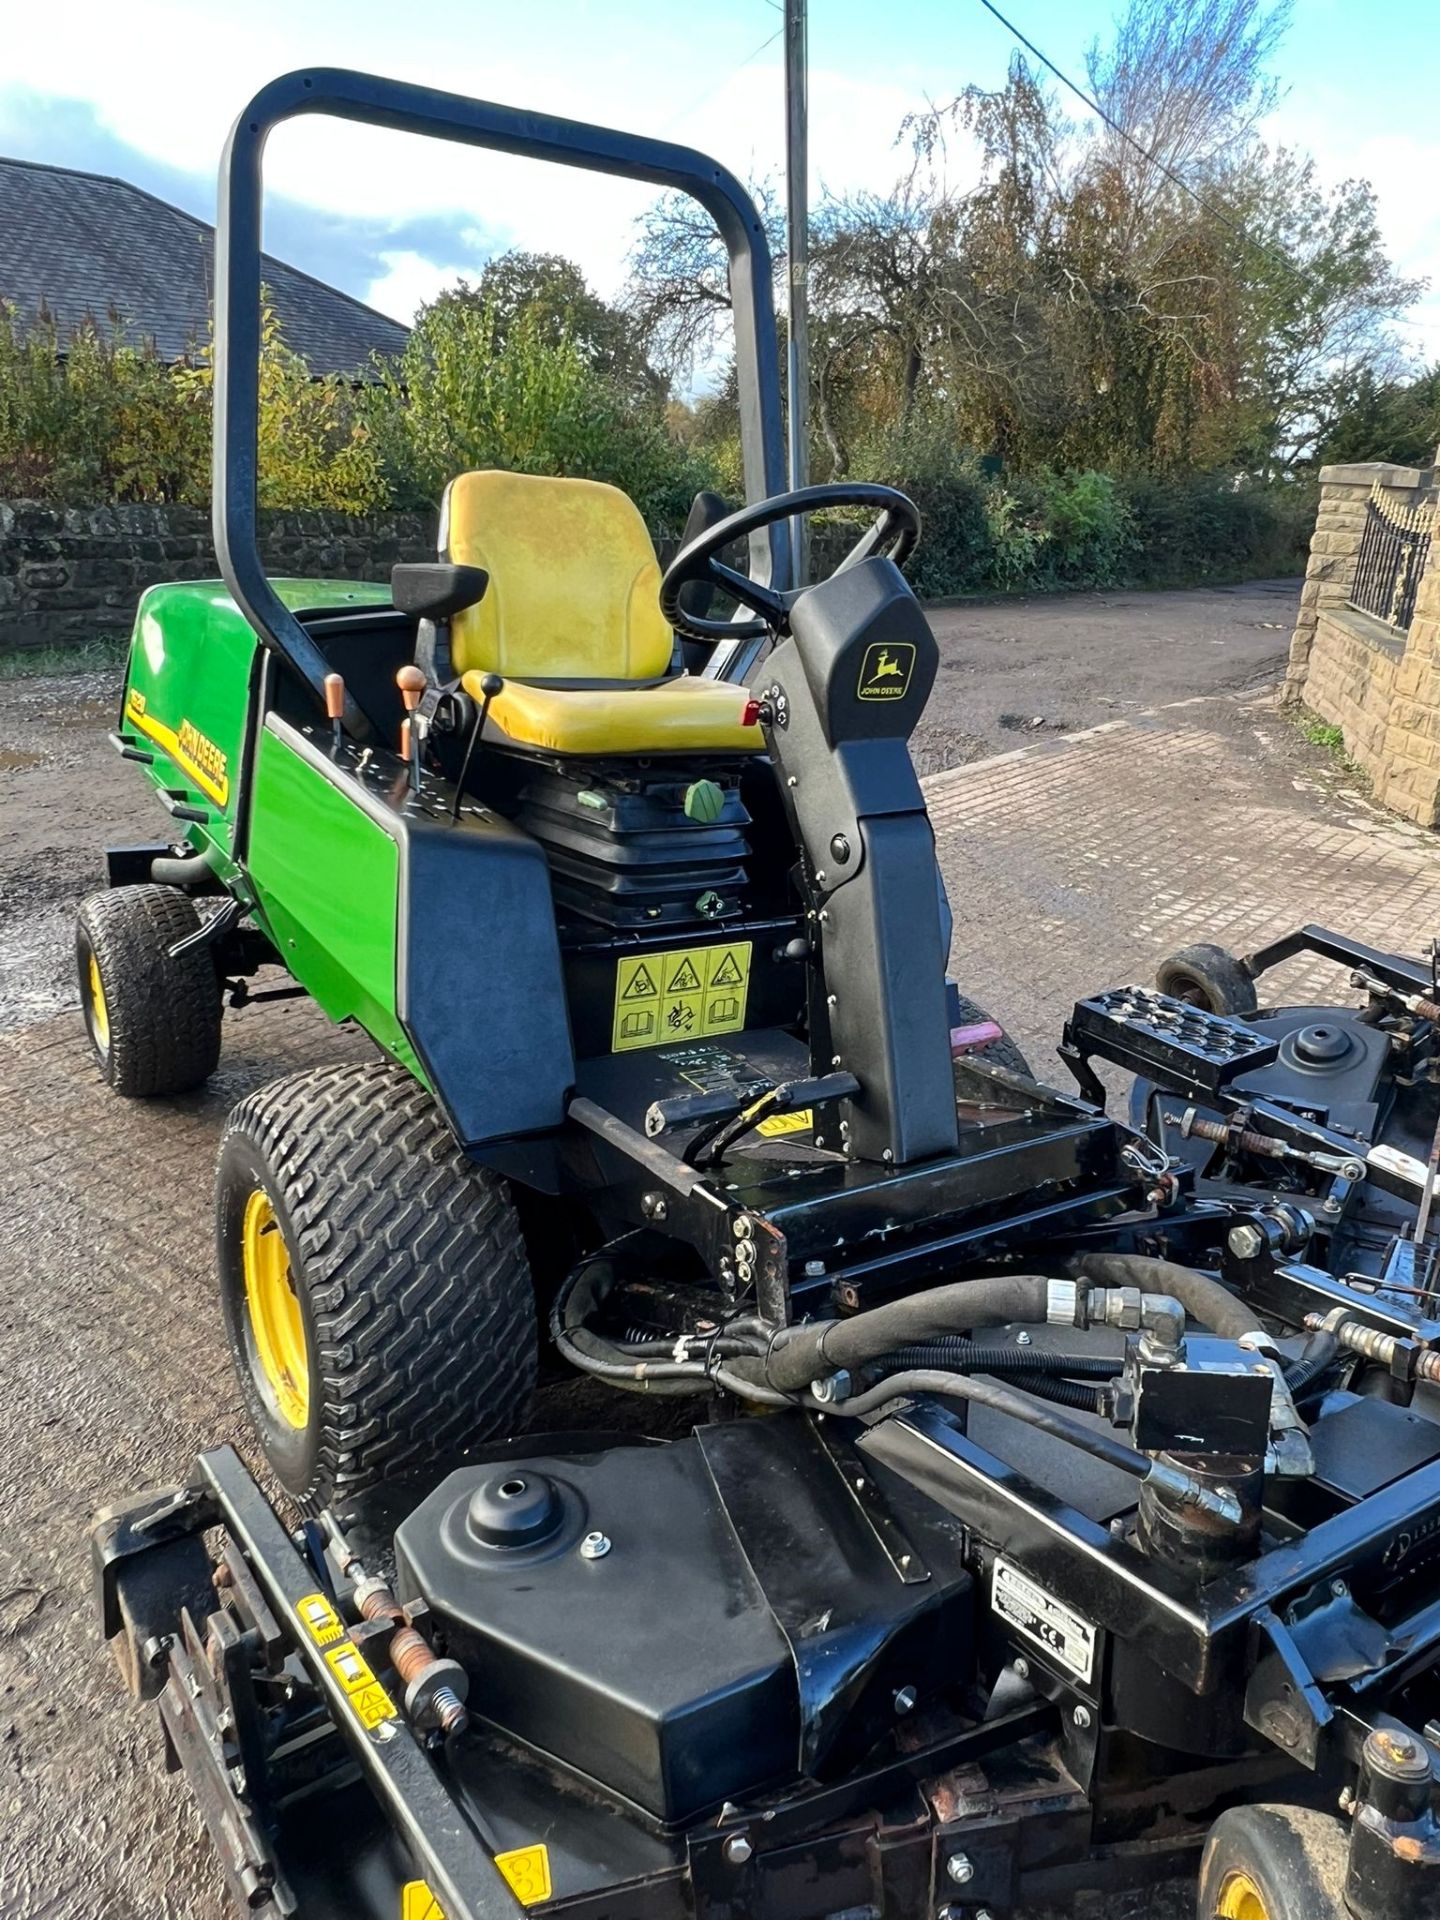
450,673,503,825
323,672,345,753
396,664,426,793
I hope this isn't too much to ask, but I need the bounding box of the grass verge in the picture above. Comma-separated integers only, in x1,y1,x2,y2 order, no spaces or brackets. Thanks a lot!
0,638,128,679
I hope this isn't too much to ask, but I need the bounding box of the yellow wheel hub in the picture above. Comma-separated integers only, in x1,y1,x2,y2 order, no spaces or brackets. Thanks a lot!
241,1188,310,1429
87,952,110,1050
1215,1870,1269,1920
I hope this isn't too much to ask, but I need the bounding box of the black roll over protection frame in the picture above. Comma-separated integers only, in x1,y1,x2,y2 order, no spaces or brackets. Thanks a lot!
212,67,793,733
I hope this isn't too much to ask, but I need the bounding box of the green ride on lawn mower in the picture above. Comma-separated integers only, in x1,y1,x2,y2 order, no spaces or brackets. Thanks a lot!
87,66,1440,1920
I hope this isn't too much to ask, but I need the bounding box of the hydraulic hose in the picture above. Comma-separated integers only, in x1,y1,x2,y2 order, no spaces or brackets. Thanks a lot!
551,1251,778,1399
875,1339,1120,1381
1284,1330,1341,1401
1064,1252,1265,1344
1006,1373,1111,1413
818,1370,1243,1524
765,1275,1053,1392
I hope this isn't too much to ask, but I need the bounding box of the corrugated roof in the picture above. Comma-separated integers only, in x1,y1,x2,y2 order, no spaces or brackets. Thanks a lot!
0,155,410,374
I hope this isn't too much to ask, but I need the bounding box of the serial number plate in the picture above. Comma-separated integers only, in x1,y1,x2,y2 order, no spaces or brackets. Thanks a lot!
992,1557,1096,1682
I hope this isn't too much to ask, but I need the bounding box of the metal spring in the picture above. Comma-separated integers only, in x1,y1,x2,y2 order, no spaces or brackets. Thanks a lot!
357,1585,468,1735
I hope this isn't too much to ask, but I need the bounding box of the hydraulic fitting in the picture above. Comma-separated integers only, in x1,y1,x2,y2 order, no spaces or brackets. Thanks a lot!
1143,1459,1244,1528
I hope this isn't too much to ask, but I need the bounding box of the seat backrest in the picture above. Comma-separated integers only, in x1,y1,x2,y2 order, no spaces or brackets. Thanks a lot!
443,470,673,683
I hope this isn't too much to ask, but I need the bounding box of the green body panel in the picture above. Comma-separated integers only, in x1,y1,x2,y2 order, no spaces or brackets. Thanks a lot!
245,724,427,1086
120,578,391,871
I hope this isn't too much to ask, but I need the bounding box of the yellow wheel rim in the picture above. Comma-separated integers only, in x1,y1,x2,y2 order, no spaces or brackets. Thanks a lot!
241,1188,310,1429
1215,1870,1269,1920
87,951,110,1050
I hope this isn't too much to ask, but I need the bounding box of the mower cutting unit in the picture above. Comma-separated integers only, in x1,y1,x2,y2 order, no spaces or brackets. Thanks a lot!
86,68,1440,1920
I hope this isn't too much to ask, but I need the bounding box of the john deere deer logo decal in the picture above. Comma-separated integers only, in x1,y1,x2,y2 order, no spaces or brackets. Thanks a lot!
857,641,916,701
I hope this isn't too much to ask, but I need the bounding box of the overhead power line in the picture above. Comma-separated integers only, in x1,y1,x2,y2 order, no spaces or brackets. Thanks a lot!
973,0,1263,255
976,0,1435,348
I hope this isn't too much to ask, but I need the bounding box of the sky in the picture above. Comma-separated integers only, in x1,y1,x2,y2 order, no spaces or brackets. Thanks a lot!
2,0,1437,376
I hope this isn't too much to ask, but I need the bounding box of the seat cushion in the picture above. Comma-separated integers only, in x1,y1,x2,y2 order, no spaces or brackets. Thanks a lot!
445,470,674,682
461,671,763,756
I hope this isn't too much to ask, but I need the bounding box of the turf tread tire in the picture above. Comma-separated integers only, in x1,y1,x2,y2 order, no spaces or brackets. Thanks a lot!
1197,1803,1348,1920
951,991,1033,1076
76,884,222,1096
216,1059,537,1510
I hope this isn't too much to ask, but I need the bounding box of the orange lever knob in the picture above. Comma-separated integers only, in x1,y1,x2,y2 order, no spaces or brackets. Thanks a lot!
396,664,426,713
324,672,345,722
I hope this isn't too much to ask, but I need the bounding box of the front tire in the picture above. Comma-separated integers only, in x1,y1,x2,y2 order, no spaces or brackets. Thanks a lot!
1197,1804,1348,1920
216,1060,537,1510
76,884,222,1095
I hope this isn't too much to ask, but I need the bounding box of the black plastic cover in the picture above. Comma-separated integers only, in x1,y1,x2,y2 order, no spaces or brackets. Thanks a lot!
394,1417,974,1823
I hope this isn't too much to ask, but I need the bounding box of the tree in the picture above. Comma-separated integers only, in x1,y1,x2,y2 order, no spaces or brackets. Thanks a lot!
361,296,710,530
1314,364,1440,472
632,0,1423,484
433,251,665,409
624,181,784,376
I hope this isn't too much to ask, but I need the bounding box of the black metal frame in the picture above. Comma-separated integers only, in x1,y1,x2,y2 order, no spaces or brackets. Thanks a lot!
213,68,791,721
1349,488,1435,633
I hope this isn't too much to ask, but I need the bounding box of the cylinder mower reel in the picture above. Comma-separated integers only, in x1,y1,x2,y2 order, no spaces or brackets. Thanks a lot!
82,62,1440,1920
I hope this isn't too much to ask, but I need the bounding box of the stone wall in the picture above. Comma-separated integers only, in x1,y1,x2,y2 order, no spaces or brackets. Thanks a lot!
1286,462,1440,826
0,501,439,652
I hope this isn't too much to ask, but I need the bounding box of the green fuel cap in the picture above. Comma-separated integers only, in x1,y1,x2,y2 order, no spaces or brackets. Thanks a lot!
683,780,726,824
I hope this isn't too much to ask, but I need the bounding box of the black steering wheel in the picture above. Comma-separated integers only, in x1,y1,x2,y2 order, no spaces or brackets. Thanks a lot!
659,482,921,642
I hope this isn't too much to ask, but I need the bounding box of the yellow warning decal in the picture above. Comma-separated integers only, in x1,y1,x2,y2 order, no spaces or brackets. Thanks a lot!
612,943,752,1053
124,686,230,806
757,1108,814,1138
295,1591,346,1648
322,1638,398,1728
399,1846,552,1918
495,1844,554,1906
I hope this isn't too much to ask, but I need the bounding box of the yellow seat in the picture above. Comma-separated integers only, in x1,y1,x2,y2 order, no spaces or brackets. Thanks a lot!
443,469,761,755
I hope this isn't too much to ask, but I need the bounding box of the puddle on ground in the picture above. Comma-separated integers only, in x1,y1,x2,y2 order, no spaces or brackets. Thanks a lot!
0,747,42,771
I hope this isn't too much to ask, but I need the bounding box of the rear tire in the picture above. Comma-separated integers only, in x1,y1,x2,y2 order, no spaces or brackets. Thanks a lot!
216,1059,537,1510
76,884,222,1095
1156,942,1259,1018
1197,1804,1348,1920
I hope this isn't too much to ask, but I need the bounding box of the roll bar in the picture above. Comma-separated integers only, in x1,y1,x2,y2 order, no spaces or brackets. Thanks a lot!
214,67,791,723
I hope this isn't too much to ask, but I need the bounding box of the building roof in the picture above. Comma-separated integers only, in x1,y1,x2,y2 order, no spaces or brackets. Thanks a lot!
0,155,409,374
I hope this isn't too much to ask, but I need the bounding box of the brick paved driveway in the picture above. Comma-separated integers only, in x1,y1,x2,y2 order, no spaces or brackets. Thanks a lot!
4,676,1440,1918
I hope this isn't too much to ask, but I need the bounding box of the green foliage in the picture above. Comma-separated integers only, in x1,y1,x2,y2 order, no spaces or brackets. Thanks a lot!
0,300,383,512
1315,365,1440,472
1114,469,1312,583
0,304,208,503
362,297,712,534
0,260,1313,600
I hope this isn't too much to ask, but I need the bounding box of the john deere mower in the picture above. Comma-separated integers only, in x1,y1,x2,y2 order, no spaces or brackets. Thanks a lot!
87,67,1440,1920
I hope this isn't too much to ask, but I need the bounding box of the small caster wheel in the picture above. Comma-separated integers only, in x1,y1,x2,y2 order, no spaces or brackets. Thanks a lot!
1156,942,1258,1017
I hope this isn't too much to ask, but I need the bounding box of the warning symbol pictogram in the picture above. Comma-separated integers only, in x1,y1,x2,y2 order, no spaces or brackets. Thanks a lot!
709,951,744,989
612,942,754,1052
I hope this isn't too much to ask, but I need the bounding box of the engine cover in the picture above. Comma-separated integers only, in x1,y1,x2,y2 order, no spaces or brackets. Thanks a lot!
394,1418,973,1823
